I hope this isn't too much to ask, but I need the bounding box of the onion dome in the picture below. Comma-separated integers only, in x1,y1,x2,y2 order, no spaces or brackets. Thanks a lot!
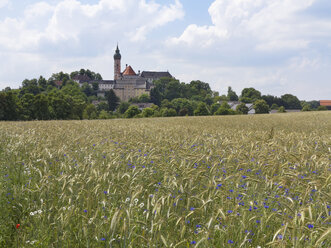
113,45,121,60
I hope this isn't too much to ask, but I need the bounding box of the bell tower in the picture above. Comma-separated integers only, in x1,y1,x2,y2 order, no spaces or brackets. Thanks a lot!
114,45,121,80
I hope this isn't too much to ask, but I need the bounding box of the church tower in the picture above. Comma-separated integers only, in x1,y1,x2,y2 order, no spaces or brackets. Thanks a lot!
114,45,121,80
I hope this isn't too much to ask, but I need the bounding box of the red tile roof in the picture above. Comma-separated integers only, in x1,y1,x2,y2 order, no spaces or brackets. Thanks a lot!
122,65,136,76
320,100,331,106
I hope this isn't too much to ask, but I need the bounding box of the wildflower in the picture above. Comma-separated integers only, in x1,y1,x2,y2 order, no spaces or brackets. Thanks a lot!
190,207,195,211
191,241,196,244
227,210,233,214
30,212,34,216
125,198,130,202
101,238,106,241
16,224,20,229
84,209,87,213
307,224,314,229
277,234,283,240
228,240,234,244
37,210,42,214
104,191,108,194
139,203,144,208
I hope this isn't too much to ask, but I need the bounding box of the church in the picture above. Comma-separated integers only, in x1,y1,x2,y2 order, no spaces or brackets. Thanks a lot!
74,45,173,102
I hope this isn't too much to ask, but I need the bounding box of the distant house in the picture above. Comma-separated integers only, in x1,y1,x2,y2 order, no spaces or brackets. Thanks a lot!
221,101,255,114
132,102,153,110
320,100,331,110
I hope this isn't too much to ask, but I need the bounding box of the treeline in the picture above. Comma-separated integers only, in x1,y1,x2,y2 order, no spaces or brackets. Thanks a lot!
0,70,326,121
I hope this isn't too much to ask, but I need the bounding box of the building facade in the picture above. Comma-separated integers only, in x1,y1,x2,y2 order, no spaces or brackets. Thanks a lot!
76,45,173,102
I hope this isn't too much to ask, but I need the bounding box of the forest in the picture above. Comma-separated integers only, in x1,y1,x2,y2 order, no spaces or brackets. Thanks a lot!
0,69,325,121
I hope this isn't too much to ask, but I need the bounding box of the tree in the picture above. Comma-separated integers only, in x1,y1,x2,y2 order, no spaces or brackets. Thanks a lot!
124,106,140,118
254,99,269,114
97,102,109,112
105,89,120,111
302,105,311,111
33,94,50,120
0,91,21,120
236,103,249,114
317,106,327,111
278,106,286,113
210,103,221,115
142,107,154,117
241,88,261,103
150,87,162,106
281,94,301,109
271,103,279,110
83,104,98,119
160,108,177,117
81,83,94,97
227,87,239,101
138,94,150,103
194,102,210,116
98,110,112,119
215,102,235,115
117,102,130,114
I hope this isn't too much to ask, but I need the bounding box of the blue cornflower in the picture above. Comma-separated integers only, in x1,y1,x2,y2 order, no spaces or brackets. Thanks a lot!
227,210,233,214
229,189,233,193
84,209,87,213
196,224,201,228
242,175,247,179
228,240,234,244
100,238,106,241
277,234,283,240
307,224,314,229
190,207,195,211
239,202,244,206
191,241,196,244
256,220,260,224
103,191,107,194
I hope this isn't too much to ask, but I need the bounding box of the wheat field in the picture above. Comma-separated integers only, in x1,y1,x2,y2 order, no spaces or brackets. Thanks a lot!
1,112,330,247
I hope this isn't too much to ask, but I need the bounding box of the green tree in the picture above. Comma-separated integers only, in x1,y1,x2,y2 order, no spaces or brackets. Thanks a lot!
105,89,120,111
33,94,50,120
210,103,221,115
138,94,150,103
236,103,249,114
83,104,98,119
271,103,279,110
20,93,35,120
194,102,210,116
317,105,327,111
302,105,311,111
81,83,94,97
281,94,301,109
124,106,141,118
150,87,162,106
278,106,286,113
215,102,235,115
117,102,130,114
142,107,154,117
0,91,21,120
98,110,112,119
227,87,239,101
240,88,261,103
254,99,269,114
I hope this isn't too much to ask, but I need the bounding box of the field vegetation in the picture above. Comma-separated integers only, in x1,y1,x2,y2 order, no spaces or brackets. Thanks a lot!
0,112,330,247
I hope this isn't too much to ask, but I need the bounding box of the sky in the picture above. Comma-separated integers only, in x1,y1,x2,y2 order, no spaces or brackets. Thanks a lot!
0,0,331,100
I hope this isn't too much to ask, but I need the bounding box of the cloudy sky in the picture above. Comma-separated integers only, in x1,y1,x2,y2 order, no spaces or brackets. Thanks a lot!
1,0,330,100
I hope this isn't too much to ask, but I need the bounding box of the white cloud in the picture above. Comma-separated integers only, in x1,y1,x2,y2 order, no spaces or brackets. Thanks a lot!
0,0,184,51
169,0,330,51
0,0,9,8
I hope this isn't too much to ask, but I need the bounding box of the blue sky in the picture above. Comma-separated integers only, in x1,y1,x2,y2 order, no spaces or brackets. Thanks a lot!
1,0,330,100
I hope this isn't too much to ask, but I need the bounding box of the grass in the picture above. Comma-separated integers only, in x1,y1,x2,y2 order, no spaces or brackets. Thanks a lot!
0,112,330,247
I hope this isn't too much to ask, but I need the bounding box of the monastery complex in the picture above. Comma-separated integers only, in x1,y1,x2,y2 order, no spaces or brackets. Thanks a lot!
73,45,173,102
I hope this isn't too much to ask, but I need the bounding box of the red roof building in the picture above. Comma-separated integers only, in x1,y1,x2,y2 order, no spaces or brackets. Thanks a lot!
122,65,136,76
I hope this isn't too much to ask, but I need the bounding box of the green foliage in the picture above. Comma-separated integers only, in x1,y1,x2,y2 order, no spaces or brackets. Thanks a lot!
105,89,120,111
302,105,311,112
124,106,141,118
236,103,249,115
317,105,327,111
194,102,210,116
241,87,261,103
281,94,301,109
142,108,154,118
83,104,98,119
0,91,21,120
278,106,286,113
117,102,130,114
227,86,239,101
160,108,177,117
271,103,279,110
215,102,236,115
210,103,221,115
98,110,112,119
254,99,270,114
